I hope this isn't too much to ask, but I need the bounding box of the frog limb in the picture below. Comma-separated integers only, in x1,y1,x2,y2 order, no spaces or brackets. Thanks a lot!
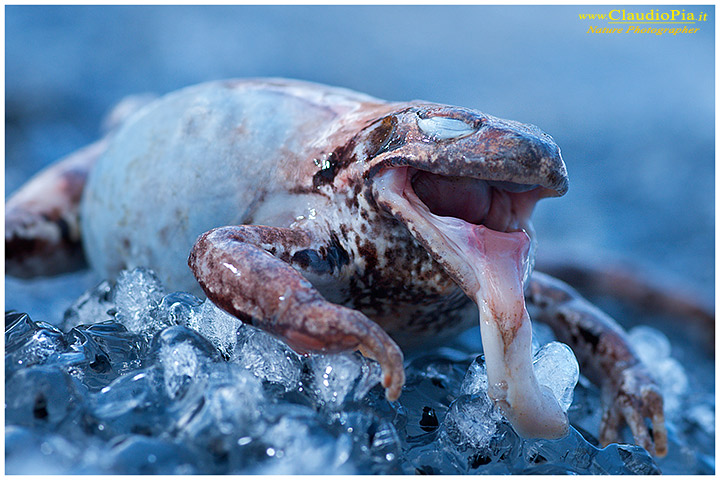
527,271,667,457
5,139,107,277
188,225,405,400
537,255,714,348
5,94,156,278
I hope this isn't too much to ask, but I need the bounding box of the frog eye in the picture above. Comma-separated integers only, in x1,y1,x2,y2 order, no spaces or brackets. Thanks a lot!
417,116,477,140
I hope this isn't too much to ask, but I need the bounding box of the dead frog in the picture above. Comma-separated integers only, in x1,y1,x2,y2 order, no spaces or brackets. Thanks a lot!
6,78,667,456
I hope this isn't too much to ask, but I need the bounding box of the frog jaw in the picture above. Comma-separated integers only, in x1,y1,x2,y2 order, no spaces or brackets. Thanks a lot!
371,166,569,439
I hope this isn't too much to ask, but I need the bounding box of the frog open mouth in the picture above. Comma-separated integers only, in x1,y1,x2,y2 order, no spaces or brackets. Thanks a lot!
372,166,570,440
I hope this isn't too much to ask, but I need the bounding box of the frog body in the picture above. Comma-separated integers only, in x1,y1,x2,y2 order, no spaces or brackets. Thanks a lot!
5,78,667,455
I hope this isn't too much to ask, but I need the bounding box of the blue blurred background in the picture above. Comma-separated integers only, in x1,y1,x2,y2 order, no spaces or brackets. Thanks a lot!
5,5,714,318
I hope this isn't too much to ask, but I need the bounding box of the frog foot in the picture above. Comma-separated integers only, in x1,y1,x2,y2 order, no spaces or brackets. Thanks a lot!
599,362,667,457
189,225,405,401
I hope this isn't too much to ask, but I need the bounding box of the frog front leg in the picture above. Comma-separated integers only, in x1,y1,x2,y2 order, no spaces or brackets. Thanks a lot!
527,272,667,457
188,225,405,400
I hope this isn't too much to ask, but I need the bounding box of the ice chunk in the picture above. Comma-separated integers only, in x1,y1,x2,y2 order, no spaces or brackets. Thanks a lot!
5,366,86,429
5,426,83,475
628,325,672,363
105,435,198,474
154,291,203,327
159,340,202,399
111,268,166,336
250,404,357,475
627,326,687,415
62,280,113,330
185,300,242,359
90,368,173,437
460,355,491,396
441,394,503,450
72,321,145,376
5,313,66,378
335,410,402,473
306,352,382,408
532,342,579,412
178,363,266,441
233,326,302,391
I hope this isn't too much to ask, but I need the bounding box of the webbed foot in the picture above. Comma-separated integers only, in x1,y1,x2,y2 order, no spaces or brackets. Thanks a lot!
599,362,667,457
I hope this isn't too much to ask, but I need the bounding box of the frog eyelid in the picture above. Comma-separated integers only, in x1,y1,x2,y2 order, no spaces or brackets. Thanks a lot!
416,115,478,141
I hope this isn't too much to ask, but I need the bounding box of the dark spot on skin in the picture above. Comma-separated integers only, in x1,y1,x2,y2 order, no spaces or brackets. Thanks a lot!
327,237,350,272
357,240,378,273
55,217,72,242
339,224,350,240
291,237,349,276
367,115,398,157
579,326,601,348
312,151,341,188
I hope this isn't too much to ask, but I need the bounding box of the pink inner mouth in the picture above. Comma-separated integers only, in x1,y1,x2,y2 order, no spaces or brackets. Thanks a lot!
409,168,544,234
372,166,568,439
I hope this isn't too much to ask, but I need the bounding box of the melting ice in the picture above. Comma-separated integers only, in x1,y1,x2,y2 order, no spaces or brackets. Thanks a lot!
4,268,713,474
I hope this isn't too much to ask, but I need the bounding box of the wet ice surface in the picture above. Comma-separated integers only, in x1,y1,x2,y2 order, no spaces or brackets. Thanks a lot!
5,268,714,474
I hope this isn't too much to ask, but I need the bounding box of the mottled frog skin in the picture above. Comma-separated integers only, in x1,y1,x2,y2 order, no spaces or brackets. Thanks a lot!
5,78,667,456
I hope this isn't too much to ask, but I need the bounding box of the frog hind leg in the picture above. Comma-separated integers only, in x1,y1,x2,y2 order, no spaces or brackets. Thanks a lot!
527,271,667,457
189,225,405,401
5,140,106,277
5,94,157,278
536,255,714,347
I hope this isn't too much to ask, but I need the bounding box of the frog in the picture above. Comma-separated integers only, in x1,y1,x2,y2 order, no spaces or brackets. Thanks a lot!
5,78,667,456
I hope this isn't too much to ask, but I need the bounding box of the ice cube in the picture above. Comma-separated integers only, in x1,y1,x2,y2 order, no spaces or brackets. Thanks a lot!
5,313,67,378
628,325,672,364
111,268,166,336
5,366,87,429
441,393,502,450
307,351,383,408
233,326,302,391
335,411,402,473
460,355,491,396
154,291,203,327
159,340,202,399
90,368,172,437
72,321,145,376
5,426,82,475
532,341,579,412
178,363,266,442
627,326,687,415
105,435,198,474
250,404,357,475
62,280,113,331
185,300,242,359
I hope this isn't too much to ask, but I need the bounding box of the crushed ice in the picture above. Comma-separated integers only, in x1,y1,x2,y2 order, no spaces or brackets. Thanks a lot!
5,267,713,474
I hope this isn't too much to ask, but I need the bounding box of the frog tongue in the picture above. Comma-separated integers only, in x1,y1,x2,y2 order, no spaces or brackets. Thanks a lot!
373,167,568,439
463,224,568,439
